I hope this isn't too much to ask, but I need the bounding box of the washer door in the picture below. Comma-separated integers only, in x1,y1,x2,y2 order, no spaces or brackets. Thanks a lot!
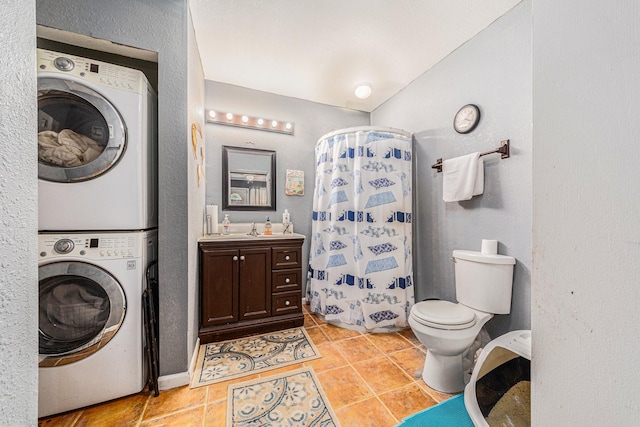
39,261,126,367
37,77,127,182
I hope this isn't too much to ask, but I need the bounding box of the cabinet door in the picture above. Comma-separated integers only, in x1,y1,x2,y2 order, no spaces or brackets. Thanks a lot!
238,247,271,321
200,248,239,326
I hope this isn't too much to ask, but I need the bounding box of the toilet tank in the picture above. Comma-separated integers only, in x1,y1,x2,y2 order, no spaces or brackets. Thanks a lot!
453,250,516,314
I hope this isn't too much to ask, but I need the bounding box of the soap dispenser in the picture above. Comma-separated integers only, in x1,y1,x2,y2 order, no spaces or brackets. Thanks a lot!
264,217,272,235
222,214,230,235
282,209,290,225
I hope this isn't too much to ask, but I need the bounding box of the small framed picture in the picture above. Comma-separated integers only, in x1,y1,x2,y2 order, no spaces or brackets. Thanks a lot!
285,169,304,196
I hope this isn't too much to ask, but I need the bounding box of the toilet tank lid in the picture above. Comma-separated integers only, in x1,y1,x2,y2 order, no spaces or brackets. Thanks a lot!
453,250,516,265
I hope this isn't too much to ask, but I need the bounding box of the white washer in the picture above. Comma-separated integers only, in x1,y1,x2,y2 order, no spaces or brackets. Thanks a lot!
37,48,157,231
38,230,157,418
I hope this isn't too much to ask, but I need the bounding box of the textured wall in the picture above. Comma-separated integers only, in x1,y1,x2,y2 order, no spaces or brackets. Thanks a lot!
36,0,192,376
532,0,640,424
204,81,369,289
372,1,531,337
0,1,38,424
187,8,206,365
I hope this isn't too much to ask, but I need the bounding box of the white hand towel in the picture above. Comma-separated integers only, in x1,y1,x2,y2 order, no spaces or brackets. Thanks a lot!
442,152,484,202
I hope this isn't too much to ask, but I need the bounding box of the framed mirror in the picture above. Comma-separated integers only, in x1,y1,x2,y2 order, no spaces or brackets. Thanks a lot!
222,146,276,211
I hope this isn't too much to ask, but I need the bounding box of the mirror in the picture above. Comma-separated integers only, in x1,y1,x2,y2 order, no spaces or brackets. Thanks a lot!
222,146,276,211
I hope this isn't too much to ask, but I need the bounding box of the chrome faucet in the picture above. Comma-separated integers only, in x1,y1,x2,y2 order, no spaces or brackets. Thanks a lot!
247,223,259,237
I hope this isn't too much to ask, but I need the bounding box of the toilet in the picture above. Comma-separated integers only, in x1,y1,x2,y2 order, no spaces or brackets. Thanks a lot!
409,240,515,393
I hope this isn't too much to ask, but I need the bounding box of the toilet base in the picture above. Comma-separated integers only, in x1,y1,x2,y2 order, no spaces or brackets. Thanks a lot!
422,349,466,393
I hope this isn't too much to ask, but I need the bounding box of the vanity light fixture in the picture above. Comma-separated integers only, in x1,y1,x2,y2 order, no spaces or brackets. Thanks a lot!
206,110,294,135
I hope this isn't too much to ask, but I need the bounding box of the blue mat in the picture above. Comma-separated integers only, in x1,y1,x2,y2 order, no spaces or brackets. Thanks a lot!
397,394,474,427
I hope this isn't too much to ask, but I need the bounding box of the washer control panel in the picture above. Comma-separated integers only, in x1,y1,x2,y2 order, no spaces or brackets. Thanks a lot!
37,48,144,94
39,233,141,260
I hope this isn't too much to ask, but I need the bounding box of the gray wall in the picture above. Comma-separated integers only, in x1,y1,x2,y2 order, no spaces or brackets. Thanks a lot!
532,0,640,423
204,81,369,284
36,0,192,376
0,1,38,424
372,0,531,337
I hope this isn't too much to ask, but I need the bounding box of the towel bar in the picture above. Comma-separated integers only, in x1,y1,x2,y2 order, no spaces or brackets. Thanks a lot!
431,140,510,173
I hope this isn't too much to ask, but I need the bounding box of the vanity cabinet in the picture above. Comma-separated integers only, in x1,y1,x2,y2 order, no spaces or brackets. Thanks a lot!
198,237,304,343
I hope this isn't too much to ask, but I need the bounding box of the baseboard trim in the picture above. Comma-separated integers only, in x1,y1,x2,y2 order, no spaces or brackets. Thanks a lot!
157,372,190,391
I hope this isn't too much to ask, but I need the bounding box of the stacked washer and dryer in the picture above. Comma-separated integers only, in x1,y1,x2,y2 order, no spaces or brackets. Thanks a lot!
37,48,158,418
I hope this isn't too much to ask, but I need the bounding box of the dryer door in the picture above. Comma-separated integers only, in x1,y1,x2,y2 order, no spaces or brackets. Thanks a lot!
37,77,127,182
38,261,126,367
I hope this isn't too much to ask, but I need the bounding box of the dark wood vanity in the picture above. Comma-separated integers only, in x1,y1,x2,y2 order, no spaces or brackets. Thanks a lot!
198,235,305,343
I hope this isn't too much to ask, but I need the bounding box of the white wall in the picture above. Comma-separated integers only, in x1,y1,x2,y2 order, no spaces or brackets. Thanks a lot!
532,0,640,423
372,0,531,337
187,7,206,367
0,1,38,424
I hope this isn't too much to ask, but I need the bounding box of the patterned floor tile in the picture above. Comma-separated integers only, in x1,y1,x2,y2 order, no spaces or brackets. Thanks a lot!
378,382,438,421
336,397,397,427
316,365,373,409
334,335,385,362
352,356,414,394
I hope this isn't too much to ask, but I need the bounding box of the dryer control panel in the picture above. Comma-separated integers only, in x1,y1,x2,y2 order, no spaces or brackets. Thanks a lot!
37,48,145,95
39,232,143,261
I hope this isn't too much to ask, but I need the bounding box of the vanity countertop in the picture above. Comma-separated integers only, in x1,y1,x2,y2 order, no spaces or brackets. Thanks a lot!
198,232,305,242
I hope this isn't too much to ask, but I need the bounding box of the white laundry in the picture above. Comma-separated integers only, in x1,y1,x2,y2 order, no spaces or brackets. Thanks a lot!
38,129,104,167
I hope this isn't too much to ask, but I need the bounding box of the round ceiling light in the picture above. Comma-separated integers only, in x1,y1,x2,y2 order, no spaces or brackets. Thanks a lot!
354,84,372,99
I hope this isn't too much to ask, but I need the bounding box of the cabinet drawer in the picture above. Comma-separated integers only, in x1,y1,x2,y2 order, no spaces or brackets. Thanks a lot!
272,269,302,293
272,247,301,269
272,291,302,316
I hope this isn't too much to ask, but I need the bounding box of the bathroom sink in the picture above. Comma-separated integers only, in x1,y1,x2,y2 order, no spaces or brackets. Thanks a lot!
199,232,304,242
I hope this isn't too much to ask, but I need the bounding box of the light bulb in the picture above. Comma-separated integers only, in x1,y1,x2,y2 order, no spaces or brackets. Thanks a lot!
271,120,278,127
226,113,233,120
208,110,217,119
285,123,292,130
354,84,372,99
257,118,264,126
242,115,249,123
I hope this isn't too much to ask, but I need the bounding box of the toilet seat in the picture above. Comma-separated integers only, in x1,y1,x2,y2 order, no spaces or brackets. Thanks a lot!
411,300,477,330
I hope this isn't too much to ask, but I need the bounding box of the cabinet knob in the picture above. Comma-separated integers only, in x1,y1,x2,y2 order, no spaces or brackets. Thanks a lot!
240,255,245,261
285,300,290,306
233,256,238,261
285,278,290,283
285,255,290,261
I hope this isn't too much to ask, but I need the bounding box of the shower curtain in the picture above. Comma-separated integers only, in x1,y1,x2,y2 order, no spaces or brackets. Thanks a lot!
307,127,414,330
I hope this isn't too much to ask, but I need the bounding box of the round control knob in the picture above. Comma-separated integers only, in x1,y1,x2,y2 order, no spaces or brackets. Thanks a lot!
54,239,74,254
285,278,291,283
285,255,290,261
53,57,75,71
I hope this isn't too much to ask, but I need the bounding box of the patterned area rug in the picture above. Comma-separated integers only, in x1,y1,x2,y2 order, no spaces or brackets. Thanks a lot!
227,367,341,427
191,328,321,388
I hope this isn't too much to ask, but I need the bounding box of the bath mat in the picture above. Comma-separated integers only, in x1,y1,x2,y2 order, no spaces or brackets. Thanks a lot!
190,327,321,388
227,367,341,427
397,394,473,427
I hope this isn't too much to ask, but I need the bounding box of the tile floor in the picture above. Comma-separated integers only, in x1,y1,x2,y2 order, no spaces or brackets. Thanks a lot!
38,305,453,427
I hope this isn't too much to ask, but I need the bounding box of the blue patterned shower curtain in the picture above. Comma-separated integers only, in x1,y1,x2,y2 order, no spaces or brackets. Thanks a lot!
307,127,414,330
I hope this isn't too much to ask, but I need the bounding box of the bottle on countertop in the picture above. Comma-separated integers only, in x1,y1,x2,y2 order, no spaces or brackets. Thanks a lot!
282,209,290,225
222,214,230,235
264,217,272,235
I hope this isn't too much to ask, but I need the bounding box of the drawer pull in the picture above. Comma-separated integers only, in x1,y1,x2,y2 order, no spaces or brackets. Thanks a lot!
285,300,290,306
285,255,290,261
240,255,245,261
285,278,290,283
233,256,238,261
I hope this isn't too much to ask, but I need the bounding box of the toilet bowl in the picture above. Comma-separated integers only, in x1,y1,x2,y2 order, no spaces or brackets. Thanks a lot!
409,300,493,393
409,241,516,393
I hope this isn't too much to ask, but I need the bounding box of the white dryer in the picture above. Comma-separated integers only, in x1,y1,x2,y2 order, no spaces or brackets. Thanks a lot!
38,230,157,418
37,48,157,231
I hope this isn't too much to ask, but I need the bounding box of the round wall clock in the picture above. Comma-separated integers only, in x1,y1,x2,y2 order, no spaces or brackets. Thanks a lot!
453,104,481,134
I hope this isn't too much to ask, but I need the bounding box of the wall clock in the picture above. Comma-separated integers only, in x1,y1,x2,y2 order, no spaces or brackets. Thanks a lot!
453,104,481,134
